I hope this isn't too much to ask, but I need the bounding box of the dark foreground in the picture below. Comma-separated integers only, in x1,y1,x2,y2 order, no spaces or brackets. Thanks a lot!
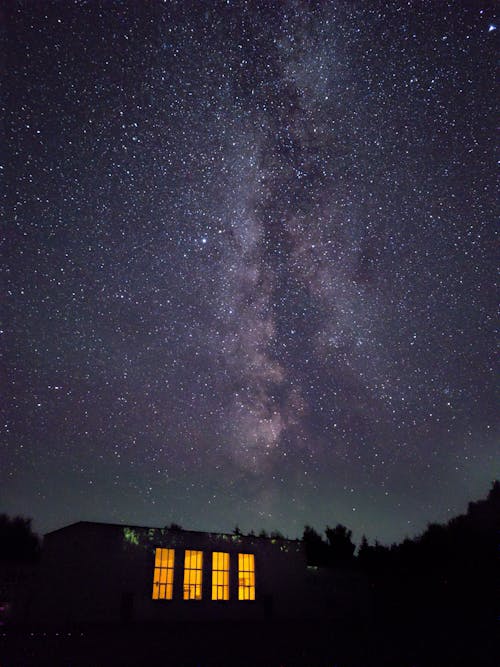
0,618,496,667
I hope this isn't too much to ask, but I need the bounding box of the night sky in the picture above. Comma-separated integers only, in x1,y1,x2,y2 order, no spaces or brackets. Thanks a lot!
3,1,498,545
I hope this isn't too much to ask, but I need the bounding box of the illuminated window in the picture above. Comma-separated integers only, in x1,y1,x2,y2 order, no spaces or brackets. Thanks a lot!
238,553,255,600
152,548,174,600
212,552,230,600
184,550,203,600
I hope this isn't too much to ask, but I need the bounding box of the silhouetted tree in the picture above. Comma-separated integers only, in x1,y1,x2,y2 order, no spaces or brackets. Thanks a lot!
355,479,500,649
325,524,355,565
0,514,40,562
270,530,285,539
357,534,370,567
166,522,182,532
302,525,329,566
357,536,392,572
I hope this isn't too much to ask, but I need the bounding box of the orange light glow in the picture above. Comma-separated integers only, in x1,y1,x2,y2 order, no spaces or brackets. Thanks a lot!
152,548,175,599
238,553,255,600
212,552,230,600
183,550,203,600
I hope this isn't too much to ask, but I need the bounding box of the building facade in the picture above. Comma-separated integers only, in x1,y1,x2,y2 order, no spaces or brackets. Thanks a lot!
33,522,309,626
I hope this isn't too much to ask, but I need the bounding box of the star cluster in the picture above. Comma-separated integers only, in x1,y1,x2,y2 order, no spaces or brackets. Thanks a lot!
3,1,497,543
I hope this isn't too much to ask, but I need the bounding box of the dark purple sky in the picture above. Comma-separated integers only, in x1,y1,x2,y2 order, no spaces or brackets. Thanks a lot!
3,0,497,544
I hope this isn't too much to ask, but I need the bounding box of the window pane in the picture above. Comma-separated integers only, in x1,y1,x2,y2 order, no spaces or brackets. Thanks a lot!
238,553,255,601
212,552,229,600
184,550,203,600
152,548,175,600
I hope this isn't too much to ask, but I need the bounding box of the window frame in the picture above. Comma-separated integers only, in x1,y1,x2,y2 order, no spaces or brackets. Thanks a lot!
152,547,175,600
238,553,256,601
183,549,203,600
211,551,230,601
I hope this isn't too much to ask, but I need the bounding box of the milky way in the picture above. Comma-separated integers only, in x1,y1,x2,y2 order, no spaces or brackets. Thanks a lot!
3,1,497,543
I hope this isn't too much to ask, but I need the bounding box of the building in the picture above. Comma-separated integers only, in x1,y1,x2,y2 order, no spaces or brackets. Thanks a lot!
32,521,310,626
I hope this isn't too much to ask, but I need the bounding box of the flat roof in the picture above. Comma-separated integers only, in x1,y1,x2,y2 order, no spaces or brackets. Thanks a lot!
45,520,300,543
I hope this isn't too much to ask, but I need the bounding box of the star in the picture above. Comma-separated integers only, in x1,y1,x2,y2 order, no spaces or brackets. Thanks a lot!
3,0,496,546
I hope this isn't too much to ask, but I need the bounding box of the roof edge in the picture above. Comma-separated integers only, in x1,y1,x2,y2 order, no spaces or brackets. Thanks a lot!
44,520,300,542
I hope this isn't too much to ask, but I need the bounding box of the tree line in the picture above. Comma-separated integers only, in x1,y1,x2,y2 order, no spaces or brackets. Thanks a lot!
2,480,498,568
302,480,499,573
